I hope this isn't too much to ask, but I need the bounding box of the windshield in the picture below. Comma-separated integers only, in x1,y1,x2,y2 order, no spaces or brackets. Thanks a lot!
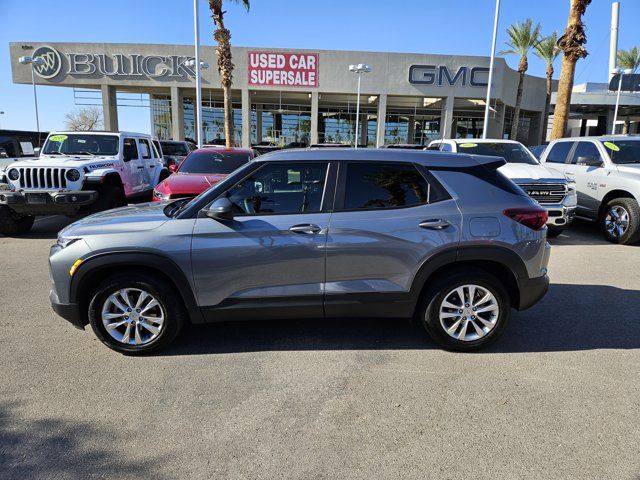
600,140,640,164
456,142,539,165
161,142,189,156
178,151,251,174
42,134,119,156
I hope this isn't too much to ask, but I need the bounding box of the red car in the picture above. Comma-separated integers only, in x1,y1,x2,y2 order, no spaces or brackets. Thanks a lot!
153,148,254,201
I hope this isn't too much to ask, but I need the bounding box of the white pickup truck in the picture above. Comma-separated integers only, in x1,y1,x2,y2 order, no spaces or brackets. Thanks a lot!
427,139,577,237
0,131,169,236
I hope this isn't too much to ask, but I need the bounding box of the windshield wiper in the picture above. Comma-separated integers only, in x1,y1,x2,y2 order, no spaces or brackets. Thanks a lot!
72,151,96,156
46,151,68,156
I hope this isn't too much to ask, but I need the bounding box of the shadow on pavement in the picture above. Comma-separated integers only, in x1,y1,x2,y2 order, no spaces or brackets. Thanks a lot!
0,401,171,480
0,215,74,241
548,219,639,247
162,283,640,356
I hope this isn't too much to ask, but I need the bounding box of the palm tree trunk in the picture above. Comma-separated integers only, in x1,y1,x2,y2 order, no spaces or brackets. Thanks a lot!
210,0,235,148
551,0,591,139
510,71,525,140
623,118,630,134
540,65,553,143
223,85,234,146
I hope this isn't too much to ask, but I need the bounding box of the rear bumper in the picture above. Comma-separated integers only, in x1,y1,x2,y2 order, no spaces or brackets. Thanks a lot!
50,290,85,330
0,190,97,215
517,274,549,310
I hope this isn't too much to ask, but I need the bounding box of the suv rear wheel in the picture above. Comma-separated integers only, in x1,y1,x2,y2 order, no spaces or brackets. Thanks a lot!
601,198,640,245
88,273,186,355
420,269,511,351
0,206,35,236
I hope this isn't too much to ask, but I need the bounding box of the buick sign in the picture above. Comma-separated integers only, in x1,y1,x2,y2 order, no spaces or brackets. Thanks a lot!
32,45,63,79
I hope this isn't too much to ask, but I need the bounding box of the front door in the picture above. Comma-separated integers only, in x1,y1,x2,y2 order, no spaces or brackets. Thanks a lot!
567,141,606,216
324,161,462,318
191,161,333,320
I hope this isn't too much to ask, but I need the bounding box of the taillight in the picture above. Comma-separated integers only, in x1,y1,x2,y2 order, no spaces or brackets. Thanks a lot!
503,207,548,231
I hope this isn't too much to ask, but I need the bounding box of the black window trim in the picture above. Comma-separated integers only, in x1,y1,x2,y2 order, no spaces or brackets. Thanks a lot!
333,160,450,213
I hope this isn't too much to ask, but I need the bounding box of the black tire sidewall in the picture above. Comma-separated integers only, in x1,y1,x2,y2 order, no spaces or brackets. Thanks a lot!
420,270,511,352
91,184,126,213
546,227,564,238
88,274,185,355
601,198,640,245
0,206,35,236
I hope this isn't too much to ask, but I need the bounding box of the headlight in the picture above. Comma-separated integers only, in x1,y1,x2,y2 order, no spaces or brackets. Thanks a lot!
566,178,576,192
8,169,19,181
57,234,81,249
153,189,170,201
66,169,81,182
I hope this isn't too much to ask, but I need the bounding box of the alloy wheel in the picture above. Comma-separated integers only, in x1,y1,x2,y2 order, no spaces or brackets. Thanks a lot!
101,288,165,346
605,206,630,239
438,284,500,342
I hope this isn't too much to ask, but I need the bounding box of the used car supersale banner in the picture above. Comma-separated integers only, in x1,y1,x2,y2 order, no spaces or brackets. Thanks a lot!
248,52,318,87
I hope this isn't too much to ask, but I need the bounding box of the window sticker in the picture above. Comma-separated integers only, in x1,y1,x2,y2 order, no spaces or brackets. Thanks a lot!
459,143,478,148
49,135,68,142
603,141,620,152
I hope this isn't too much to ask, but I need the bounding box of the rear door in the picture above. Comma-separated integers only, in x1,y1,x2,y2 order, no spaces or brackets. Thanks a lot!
324,161,461,318
122,137,144,196
191,160,335,319
137,138,155,191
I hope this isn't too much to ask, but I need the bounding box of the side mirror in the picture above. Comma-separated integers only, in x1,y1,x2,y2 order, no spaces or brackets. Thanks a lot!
204,197,234,222
169,164,178,173
576,156,603,168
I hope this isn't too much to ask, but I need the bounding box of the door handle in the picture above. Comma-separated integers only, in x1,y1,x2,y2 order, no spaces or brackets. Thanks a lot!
565,171,575,176
419,219,450,230
137,166,144,170
289,224,322,234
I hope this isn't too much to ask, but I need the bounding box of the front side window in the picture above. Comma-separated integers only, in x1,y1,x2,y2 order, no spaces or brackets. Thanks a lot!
456,142,538,165
42,134,119,156
600,140,640,165
226,162,328,215
179,151,251,175
546,142,574,164
570,142,601,164
343,162,431,210
440,143,453,152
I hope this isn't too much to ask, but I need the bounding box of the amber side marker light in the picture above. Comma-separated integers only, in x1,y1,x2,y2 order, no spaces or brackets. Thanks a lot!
69,259,83,277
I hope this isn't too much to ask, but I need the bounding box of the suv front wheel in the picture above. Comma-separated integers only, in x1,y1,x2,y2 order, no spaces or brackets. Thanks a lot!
88,273,186,355
420,269,511,351
0,206,35,236
601,198,640,245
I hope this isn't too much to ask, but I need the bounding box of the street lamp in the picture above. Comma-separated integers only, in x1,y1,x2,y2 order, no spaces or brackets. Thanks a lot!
611,67,633,135
482,0,501,139
185,58,210,148
18,55,45,147
349,64,372,149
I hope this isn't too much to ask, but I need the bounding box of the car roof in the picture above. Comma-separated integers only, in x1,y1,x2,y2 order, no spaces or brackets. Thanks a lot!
254,147,502,169
193,147,254,154
551,135,640,142
432,138,523,145
46,131,149,138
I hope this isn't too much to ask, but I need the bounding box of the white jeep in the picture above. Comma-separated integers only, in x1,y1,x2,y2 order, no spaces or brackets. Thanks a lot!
0,131,169,236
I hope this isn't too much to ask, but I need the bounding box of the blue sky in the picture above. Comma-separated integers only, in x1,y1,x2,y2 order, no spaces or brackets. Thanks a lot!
1,0,638,133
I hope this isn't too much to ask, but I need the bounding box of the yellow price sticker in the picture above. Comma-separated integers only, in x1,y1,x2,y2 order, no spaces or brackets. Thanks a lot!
459,143,478,148
603,141,620,152
49,134,68,142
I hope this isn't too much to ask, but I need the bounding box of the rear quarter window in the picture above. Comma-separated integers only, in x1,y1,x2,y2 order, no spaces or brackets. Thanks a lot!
545,142,574,164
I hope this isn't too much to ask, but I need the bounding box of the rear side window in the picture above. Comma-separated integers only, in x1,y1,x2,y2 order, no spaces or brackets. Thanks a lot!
123,138,138,160
342,162,433,210
440,143,453,152
546,142,574,163
570,142,601,164
138,139,152,159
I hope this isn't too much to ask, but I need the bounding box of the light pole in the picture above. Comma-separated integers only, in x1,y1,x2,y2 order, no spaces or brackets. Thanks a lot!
18,56,45,147
611,67,633,135
192,0,205,148
482,0,500,139
185,58,210,147
349,64,372,149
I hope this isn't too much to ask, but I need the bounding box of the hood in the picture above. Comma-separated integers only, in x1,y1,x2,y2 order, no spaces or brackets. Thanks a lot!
59,202,170,237
499,162,563,181
7,154,118,168
159,172,228,195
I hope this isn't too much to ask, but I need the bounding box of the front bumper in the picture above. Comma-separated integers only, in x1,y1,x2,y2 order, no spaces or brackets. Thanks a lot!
50,289,85,330
0,189,97,215
542,204,576,228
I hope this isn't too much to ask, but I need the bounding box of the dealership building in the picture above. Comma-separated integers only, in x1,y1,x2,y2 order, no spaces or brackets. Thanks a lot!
8,42,640,148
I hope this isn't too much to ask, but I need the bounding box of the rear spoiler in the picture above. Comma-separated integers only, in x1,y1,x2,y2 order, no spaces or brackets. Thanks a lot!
427,154,506,172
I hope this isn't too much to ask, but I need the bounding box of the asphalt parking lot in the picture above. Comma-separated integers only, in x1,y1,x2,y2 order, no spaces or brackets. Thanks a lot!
1,216,639,480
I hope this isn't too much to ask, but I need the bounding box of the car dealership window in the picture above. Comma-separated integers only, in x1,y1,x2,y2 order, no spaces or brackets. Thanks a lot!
343,162,432,210
226,162,328,215
546,142,574,164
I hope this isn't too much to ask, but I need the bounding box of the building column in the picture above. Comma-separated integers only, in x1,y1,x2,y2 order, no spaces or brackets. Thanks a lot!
606,107,617,135
376,94,387,147
310,91,319,145
407,115,415,144
360,113,368,146
101,85,118,132
440,96,454,139
170,86,184,141
241,88,251,148
255,104,263,143
486,102,506,139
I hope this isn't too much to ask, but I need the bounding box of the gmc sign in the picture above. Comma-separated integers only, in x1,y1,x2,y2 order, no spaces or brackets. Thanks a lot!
409,65,489,87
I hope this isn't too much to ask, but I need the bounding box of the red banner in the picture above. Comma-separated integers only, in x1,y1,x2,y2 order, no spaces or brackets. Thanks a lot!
248,51,318,88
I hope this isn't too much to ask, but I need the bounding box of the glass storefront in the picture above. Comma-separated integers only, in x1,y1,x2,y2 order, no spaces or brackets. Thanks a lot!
384,108,441,145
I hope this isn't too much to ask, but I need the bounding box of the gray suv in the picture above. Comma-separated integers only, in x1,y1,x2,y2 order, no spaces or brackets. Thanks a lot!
49,149,550,354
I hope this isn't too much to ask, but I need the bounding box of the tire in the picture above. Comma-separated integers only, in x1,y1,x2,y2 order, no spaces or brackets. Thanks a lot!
546,226,564,238
88,273,186,355
601,197,640,245
0,206,35,236
419,268,511,352
88,183,126,214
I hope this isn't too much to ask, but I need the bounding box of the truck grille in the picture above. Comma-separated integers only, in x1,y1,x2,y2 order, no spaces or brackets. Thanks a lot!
517,183,566,205
15,168,68,190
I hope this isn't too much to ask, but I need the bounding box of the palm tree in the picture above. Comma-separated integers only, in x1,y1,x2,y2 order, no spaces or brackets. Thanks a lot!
534,32,560,143
500,18,542,141
617,46,640,133
208,0,250,148
551,0,592,140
